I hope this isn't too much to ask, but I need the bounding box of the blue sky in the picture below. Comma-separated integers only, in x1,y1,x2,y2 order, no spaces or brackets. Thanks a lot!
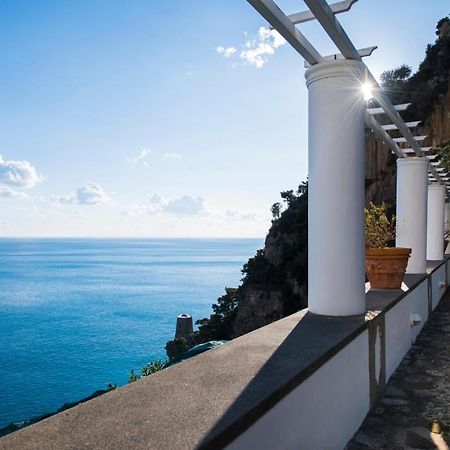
0,0,448,237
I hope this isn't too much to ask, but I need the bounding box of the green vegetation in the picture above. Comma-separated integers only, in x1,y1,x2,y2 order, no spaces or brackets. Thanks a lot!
435,140,450,173
380,16,450,122
128,360,167,383
365,203,397,249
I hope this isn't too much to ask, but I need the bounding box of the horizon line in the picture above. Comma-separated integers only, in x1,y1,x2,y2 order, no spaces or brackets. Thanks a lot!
0,235,266,240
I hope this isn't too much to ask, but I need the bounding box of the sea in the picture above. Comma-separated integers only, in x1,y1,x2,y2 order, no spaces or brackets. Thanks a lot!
0,238,262,428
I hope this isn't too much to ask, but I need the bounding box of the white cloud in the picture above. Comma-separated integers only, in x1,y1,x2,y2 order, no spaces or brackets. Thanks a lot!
216,46,237,59
127,149,152,166
123,195,262,225
125,194,206,216
0,155,43,188
0,186,28,199
225,210,257,221
163,195,205,215
217,27,286,69
76,183,113,205
52,183,113,206
163,153,182,160
128,149,183,165
240,27,286,68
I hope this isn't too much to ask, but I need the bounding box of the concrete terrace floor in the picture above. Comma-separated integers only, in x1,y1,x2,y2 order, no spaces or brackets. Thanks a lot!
347,289,450,450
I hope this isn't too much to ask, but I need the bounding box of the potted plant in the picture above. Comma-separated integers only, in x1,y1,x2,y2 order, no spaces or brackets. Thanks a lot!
365,202,411,289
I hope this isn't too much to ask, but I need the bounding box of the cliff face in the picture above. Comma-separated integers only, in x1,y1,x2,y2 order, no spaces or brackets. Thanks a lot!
364,134,397,209
231,229,307,338
230,188,308,338
424,77,450,145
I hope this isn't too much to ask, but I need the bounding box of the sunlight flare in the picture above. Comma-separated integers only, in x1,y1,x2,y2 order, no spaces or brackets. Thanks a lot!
361,81,373,101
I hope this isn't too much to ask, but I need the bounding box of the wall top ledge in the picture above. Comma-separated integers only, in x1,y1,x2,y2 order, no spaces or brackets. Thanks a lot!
0,266,444,450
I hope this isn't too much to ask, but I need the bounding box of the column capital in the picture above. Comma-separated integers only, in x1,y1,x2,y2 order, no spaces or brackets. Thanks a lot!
305,59,366,88
428,183,445,190
397,156,429,168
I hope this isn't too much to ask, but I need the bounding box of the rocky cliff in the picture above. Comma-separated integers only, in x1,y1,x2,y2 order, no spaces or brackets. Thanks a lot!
230,186,308,337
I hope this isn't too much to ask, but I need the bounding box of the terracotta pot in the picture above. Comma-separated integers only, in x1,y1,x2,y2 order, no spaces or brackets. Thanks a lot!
365,247,411,289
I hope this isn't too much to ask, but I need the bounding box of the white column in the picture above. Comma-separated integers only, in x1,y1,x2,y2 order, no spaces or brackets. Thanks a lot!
396,158,429,273
305,60,366,316
445,202,450,254
445,201,449,228
427,184,445,260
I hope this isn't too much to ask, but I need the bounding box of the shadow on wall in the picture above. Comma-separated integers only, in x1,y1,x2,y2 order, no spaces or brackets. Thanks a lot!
197,311,367,450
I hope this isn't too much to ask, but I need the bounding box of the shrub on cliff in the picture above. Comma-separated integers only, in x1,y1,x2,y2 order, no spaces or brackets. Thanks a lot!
128,360,167,383
380,15,450,121
435,140,450,173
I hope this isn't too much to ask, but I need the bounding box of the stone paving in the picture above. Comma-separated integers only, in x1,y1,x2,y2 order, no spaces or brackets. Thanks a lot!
347,290,450,450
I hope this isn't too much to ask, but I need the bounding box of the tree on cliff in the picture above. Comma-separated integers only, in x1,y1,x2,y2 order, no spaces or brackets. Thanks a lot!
380,15,450,121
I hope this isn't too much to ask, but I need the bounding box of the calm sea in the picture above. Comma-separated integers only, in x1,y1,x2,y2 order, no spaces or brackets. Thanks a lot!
0,238,262,428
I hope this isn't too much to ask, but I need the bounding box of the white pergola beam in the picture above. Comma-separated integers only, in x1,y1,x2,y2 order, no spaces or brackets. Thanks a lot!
381,121,421,131
247,0,323,65
367,103,411,115
304,46,376,68
365,112,405,158
303,0,361,60
367,81,425,157
249,0,444,183
392,135,427,143
403,147,432,154
286,0,358,25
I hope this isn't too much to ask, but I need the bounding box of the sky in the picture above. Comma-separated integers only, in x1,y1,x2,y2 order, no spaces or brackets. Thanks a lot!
0,0,448,238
